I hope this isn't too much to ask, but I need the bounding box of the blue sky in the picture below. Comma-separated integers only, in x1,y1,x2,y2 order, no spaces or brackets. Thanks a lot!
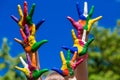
0,0,120,72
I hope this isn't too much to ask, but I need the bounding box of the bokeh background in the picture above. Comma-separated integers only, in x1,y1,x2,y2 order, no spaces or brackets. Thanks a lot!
0,0,120,80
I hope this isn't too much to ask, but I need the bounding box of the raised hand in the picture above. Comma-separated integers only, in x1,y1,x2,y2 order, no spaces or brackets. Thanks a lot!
26,53,48,80
11,1,28,29
15,55,48,80
68,2,102,36
11,1,45,30
52,50,87,77
66,2,88,32
52,50,74,76
83,6,102,32
62,29,94,56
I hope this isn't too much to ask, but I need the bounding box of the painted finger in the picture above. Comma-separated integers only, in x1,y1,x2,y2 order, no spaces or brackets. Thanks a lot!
82,30,87,44
83,2,88,17
26,53,31,66
62,46,78,54
24,1,28,17
20,29,27,43
24,24,30,39
30,24,36,35
87,16,102,32
67,16,76,26
60,51,66,64
76,2,82,19
19,56,28,67
15,66,24,71
32,69,49,80
18,4,23,18
15,66,29,76
29,3,35,17
23,1,28,25
88,6,94,19
36,19,45,30
62,46,70,51
31,53,37,68
85,38,94,47
77,28,81,41
31,40,48,52
73,58,84,69
92,16,102,23
71,29,77,41
14,38,24,45
11,15,19,23
71,51,77,62
66,50,71,61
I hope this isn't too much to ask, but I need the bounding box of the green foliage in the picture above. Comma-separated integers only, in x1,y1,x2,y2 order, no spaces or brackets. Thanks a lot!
0,38,26,80
88,21,120,80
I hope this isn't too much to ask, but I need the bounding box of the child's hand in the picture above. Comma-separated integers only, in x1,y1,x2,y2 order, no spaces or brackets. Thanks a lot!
15,54,48,80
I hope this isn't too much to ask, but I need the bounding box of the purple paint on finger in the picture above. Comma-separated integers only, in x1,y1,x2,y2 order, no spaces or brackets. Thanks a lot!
11,15,19,23
24,24,30,40
26,53,36,71
26,53,31,66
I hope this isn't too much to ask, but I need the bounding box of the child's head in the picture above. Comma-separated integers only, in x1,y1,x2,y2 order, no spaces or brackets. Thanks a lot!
45,71,65,80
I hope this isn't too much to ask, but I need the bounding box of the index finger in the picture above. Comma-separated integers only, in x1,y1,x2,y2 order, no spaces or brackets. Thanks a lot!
60,51,66,64
71,29,77,41
18,4,23,18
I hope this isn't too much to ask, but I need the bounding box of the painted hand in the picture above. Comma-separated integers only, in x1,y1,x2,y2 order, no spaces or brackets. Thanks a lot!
11,1,45,30
52,50,87,77
83,6,102,32
52,50,74,76
15,54,48,80
11,1,28,29
62,29,94,56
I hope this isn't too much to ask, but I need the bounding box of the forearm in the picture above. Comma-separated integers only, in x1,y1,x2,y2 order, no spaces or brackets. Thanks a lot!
74,59,88,80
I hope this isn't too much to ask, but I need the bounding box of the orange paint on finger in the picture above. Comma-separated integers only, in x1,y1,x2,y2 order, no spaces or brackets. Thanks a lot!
31,53,37,68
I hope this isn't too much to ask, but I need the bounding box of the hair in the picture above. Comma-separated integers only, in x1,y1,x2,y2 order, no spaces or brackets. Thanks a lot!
45,71,65,80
